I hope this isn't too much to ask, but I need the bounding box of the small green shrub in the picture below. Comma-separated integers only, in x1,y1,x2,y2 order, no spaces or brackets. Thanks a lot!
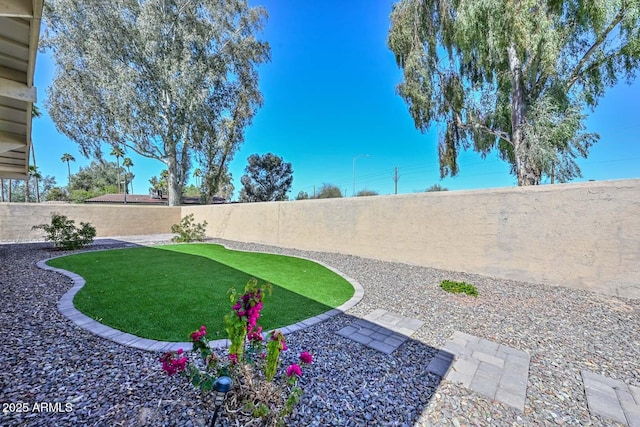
440,280,478,297
171,214,208,242
32,213,97,250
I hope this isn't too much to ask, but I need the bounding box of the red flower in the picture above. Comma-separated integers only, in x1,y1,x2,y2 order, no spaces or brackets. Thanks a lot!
159,350,188,376
190,325,207,342
286,364,302,377
300,351,313,364
228,353,238,365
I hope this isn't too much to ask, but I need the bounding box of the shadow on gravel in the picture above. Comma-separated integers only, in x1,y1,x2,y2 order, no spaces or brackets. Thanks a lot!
278,312,448,426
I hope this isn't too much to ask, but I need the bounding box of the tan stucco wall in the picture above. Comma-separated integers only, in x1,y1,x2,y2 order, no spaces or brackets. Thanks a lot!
0,203,181,242
2,179,638,298
183,179,640,299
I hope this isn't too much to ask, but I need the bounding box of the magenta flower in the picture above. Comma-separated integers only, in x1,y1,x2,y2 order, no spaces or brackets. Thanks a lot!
190,325,207,342
247,326,263,342
228,353,238,365
286,364,302,377
159,351,188,376
300,351,313,364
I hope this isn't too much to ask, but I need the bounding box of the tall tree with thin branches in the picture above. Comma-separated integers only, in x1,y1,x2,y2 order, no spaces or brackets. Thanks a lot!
44,0,270,205
388,0,640,185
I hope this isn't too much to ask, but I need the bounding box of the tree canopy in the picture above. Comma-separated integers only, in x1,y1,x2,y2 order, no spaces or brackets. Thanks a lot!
239,153,293,202
388,0,640,185
356,189,379,197
316,183,343,199
70,160,132,202
43,0,270,205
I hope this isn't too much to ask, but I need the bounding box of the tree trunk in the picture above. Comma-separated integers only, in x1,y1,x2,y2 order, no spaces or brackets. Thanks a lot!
167,157,181,206
8,179,12,202
508,44,539,186
25,176,30,202
1,179,4,202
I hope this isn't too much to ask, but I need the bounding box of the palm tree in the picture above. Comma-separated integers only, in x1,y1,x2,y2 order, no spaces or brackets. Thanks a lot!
193,168,202,188
29,165,42,202
61,153,76,193
123,157,134,194
110,146,125,193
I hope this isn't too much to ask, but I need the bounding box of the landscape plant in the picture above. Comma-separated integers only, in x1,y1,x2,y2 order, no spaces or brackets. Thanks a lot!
440,279,478,297
388,0,640,185
160,279,313,426
32,213,96,250
171,213,208,243
44,0,270,206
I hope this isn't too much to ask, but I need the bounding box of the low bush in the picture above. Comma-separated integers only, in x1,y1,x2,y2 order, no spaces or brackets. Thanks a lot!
171,213,208,242
32,213,96,250
440,279,478,297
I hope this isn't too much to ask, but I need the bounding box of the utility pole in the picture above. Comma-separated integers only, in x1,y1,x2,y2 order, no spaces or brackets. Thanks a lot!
313,185,315,198
392,166,400,194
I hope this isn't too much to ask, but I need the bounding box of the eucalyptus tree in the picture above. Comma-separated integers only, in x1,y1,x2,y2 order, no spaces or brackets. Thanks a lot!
60,153,75,191
388,0,640,185
194,62,265,204
43,0,270,205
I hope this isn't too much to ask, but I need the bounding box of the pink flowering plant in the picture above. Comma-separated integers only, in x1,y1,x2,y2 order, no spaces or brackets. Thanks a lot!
159,278,313,426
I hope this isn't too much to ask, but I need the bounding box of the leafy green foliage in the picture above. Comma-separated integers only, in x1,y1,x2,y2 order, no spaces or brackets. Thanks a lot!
425,184,448,192
440,280,478,297
44,186,68,202
44,0,270,205
171,214,208,243
356,189,379,197
68,160,129,202
239,153,294,202
388,0,639,185
32,213,96,250
316,183,342,199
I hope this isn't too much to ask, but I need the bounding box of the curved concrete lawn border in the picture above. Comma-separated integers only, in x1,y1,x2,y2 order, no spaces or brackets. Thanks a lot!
37,244,364,353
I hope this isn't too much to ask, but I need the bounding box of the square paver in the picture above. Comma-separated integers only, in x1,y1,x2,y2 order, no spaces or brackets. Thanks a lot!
442,331,530,411
426,350,455,377
582,370,640,426
363,309,424,337
336,310,423,354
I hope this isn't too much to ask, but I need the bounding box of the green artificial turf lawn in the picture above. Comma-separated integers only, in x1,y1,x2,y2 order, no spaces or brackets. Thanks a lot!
47,244,354,341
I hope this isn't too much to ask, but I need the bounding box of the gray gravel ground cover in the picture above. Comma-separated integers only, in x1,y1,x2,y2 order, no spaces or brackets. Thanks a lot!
1,237,638,426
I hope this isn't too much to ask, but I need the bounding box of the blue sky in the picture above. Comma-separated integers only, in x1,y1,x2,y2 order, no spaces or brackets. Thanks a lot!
32,0,640,198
